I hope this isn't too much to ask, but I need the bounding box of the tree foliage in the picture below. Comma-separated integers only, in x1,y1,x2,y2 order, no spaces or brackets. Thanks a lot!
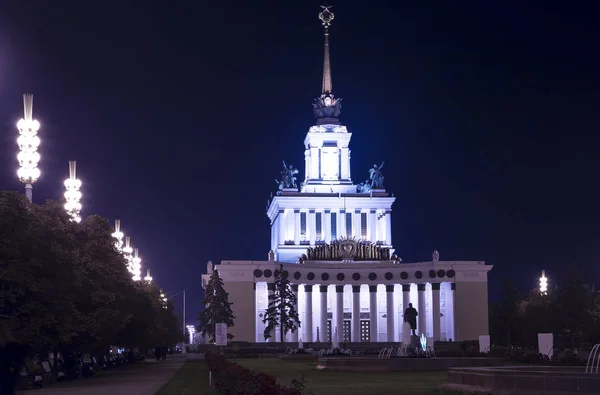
0,191,182,354
489,264,600,348
197,270,235,343
262,263,300,342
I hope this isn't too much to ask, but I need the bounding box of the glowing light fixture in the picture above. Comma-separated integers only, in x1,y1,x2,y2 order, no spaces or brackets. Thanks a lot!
64,161,82,222
112,220,124,251
131,248,142,281
17,94,41,202
540,270,548,295
160,291,168,309
420,333,427,352
186,325,196,344
144,268,153,282
123,236,133,273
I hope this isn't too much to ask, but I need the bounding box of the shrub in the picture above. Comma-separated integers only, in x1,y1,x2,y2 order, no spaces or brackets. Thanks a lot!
205,350,300,394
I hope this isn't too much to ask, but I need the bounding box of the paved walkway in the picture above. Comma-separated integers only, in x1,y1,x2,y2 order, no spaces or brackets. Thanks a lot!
18,354,195,395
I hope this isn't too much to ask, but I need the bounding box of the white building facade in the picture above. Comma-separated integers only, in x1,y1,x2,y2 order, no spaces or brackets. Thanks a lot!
202,7,492,344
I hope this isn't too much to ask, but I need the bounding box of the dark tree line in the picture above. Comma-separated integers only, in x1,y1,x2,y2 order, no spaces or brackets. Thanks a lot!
489,264,600,348
0,191,182,355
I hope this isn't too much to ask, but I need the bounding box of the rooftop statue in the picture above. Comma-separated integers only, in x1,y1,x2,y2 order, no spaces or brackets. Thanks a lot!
356,180,372,193
369,162,385,189
313,93,342,119
275,161,299,192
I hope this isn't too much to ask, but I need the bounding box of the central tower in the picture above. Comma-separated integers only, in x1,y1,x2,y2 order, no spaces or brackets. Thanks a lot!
267,6,395,263
303,6,354,193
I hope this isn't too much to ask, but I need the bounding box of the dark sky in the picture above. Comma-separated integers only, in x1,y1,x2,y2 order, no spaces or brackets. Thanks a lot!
1,1,599,322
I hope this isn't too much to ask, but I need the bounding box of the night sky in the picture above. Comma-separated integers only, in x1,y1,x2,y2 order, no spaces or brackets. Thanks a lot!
1,1,599,323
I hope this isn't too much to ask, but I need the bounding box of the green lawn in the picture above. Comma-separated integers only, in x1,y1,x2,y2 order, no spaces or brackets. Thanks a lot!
155,360,217,395
232,358,448,395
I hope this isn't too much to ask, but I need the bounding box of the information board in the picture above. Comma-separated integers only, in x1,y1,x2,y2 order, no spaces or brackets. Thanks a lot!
215,323,227,346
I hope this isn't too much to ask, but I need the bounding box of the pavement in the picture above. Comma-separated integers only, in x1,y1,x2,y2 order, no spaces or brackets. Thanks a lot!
17,354,197,395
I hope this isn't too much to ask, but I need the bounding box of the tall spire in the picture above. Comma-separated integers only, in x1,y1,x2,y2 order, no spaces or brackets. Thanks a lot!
313,5,342,123
319,5,334,94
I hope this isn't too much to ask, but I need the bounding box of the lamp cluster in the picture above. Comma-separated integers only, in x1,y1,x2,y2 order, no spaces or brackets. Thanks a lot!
160,291,168,309
539,270,548,295
16,94,41,202
64,161,82,223
12,93,157,287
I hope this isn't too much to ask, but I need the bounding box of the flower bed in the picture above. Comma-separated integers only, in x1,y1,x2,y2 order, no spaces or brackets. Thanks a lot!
205,351,302,394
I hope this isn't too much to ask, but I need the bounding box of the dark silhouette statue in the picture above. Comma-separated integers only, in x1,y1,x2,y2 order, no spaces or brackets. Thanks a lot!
404,303,418,336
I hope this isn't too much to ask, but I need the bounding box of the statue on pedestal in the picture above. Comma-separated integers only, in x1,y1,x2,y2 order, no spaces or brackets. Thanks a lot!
276,161,299,191
404,303,418,336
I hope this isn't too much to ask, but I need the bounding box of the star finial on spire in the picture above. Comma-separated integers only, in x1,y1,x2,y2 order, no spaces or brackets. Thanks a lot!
319,4,334,28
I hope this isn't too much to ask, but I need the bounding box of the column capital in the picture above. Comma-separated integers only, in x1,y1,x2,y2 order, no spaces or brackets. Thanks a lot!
417,283,426,292
369,285,377,293
304,284,313,292
352,285,361,293
320,285,328,293
335,285,344,293
402,284,411,292
431,283,441,291
451,283,456,291
386,284,394,293
267,283,275,291
291,284,299,292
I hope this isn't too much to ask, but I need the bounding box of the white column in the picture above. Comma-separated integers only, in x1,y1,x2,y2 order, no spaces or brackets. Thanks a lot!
417,283,426,337
339,210,346,238
304,149,310,181
278,210,285,245
319,285,328,342
368,209,377,243
353,209,361,239
324,210,331,243
384,210,392,245
291,284,299,342
386,285,395,342
432,283,441,342
448,282,456,341
308,210,316,245
267,283,276,341
340,146,350,179
304,285,313,342
351,285,360,342
294,209,300,245
369,285,378,342
310,145,320,179
402,284,411,339
334,285,344,343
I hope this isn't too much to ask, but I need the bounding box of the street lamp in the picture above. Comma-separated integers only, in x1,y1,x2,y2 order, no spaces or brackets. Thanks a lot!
123,236,133,274
186,325,196,344
112,220,124,252
132,248,142,281
160,291,168,309
64,161,82,223
144,268,153,282
540,270,548,295
17,94,41,202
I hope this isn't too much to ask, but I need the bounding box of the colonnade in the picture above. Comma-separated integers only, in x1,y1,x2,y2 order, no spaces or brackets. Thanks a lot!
292,282,454,343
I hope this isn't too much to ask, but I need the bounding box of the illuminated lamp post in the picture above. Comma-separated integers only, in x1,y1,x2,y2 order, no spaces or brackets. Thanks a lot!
17,94,41,202
186,325,196,344
64,161,82,222
123,237,133,273
160,291,168,309
539,270,548,295
132,248,142,281
112,220,124,252
144,269,153,282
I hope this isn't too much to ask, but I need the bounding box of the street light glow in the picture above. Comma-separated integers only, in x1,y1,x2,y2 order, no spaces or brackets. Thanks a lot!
112,220,124,251
540,270,548,294
144,268,153,282
186,325,196,344
132,248,142,281
64,161,82,223
17,94,41,201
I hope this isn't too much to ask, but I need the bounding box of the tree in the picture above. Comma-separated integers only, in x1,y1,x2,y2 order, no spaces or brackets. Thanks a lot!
197,270,235,343
263,263,300,342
